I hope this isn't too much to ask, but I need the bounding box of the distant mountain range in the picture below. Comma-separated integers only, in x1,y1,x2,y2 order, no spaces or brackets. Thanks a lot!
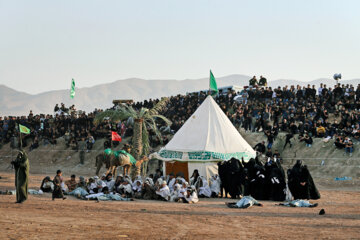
1,74,359,116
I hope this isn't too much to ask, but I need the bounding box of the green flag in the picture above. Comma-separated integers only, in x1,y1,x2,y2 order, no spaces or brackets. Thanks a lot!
70,78,75,99
209,70,218,96
19,124,30,134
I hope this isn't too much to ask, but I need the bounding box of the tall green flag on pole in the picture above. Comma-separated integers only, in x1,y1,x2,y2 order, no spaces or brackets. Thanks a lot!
209,70,218,96
70,78,75,99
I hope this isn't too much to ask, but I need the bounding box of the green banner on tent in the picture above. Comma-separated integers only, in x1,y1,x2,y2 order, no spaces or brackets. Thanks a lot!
158,149,255,162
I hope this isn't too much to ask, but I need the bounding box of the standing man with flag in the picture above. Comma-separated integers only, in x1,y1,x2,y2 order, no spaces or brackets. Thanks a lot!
11,124,31,203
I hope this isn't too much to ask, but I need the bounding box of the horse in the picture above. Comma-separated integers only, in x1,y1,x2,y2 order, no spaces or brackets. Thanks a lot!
109,152,132,177
95,153,112,176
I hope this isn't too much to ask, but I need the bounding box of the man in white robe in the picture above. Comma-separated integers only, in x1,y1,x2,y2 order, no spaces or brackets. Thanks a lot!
198,176,212,198
209,175,221,197
119,180,133,198
183,186,199,204
156,181,171,201
170,183,182,202
167,173,176,192
104,173,115,192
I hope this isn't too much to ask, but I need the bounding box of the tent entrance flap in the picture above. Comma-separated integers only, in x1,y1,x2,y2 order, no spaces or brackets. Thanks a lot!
165,161,189,181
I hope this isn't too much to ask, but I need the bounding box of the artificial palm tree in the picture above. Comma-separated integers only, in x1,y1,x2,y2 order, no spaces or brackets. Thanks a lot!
94,98,171,176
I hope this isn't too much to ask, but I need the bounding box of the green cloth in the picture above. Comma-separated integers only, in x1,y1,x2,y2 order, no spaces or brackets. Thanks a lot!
115,150,137,165
70,78,75,99
13,151,29,203
104,148,113,155
19,124,30,134
209,70,218,96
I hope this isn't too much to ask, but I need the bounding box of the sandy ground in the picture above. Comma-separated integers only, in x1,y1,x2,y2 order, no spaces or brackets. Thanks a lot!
0,173,359,240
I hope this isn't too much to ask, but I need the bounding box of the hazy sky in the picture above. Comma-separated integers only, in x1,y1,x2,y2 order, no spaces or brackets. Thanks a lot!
1,0,359,94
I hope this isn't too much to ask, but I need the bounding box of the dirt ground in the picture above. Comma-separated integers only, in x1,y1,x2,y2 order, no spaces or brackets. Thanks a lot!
0,172,359,240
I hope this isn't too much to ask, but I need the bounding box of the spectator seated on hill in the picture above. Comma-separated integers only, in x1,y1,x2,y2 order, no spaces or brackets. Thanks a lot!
29,136,39,151
316,125,326,138
334,135,345,149
344,137,354,157
299,133,313,148
353,129,360,144
69,137,78,151
86,133,95,151
254,141,266,155
249,76,258,87
265,148,273,158
258,75,267,87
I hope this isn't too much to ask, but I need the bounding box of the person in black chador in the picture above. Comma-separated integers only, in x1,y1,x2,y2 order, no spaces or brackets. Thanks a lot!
244,158,267,200
11,150,29,203
227,158,244,199
217,161,229,198
288,160,320,200
265,158,286,201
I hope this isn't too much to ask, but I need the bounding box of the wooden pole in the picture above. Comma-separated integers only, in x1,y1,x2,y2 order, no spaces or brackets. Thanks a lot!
18,124,22,150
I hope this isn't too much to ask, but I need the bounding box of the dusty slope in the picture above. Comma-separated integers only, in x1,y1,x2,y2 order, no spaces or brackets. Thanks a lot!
0,131,359,191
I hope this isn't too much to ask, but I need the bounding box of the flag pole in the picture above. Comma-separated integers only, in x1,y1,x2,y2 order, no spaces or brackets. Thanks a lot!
18,124,22,150
208,70,211,96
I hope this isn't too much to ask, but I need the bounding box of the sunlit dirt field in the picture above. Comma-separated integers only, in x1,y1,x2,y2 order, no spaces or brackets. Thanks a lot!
0,172,359,240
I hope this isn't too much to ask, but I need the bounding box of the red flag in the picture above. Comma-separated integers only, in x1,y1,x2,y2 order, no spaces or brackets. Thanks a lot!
112,131,122,142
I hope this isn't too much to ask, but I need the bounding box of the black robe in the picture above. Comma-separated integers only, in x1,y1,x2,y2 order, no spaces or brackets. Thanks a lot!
250,164,267,200
13,151,29,203
265,162,286,201
288,161,320,200
227,158,243,199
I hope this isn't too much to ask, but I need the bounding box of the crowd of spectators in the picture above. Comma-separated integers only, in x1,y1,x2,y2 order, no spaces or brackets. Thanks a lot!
1,81,359,156
133,82,360,156
0,103,133,152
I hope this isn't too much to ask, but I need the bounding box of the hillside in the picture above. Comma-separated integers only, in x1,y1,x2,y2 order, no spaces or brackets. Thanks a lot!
0,131,358,190
1,75,359,116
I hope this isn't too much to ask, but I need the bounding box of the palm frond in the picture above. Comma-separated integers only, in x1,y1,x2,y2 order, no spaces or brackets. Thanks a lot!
148,97,169,116
144,117,164,145
93,108,136,125
139,108,149,118
150,114,172,126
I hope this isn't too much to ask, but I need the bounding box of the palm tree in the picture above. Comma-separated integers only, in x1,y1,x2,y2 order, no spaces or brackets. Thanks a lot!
94,98,171,176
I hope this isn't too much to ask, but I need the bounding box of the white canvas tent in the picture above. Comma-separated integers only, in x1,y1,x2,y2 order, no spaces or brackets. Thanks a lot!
150,95,256,181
